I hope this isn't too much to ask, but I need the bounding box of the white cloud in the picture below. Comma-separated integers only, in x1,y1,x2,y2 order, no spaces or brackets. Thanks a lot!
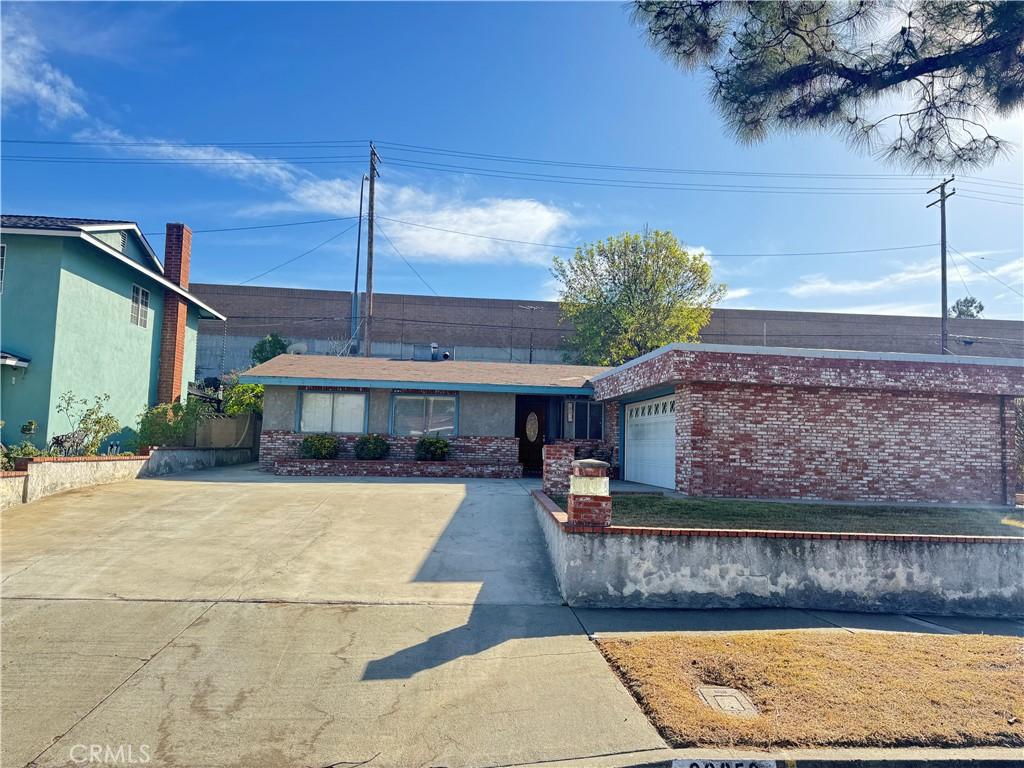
3,10,574,266
1,9,86,123
721,287,753,302
787,256,1022,298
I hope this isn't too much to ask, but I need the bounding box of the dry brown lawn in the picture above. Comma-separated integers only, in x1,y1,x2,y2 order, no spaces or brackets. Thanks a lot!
598,631,1024,749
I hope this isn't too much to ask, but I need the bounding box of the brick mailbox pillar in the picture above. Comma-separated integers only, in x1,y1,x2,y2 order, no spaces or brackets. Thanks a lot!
542,443,575,496
566,458,612,527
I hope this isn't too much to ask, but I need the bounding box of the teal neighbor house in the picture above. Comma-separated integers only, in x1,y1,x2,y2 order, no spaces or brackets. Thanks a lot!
0,216,224,448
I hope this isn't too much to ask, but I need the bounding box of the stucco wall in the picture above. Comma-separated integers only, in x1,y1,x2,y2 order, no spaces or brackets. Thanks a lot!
262,386,516,437
0,234,62,447
533,494,1024,617
52,239,166,447
460,392,515,436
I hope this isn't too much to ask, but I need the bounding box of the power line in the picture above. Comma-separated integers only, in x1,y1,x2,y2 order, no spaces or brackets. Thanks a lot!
375,223,439,296
237,221,359,286
950,246,1023,298
1,138,367,147
958,193,1024,207
144,216,360,236
376,141,937,181
376,216,576,250
384,158,928,195
2,154,365,166
947,250,973,299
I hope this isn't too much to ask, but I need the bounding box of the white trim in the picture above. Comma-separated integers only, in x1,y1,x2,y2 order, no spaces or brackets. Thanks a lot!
1,357,29,369
0,226,225,320
590,341,1024,382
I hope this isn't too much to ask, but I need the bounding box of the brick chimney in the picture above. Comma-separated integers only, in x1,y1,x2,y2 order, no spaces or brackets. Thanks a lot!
156,223,192,403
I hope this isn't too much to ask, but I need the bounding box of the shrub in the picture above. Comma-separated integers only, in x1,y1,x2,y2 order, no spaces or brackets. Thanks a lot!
137,397,211,448
1,441,57,470
415,437,451,461
300,433,341,460
54,392,120,455
353,434,390,460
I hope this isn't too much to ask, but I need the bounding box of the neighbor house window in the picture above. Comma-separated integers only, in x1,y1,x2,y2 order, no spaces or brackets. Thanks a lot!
130,284,149,327
0,244,6,294
392,395,456,437
300,391,367,433
572,400,603,440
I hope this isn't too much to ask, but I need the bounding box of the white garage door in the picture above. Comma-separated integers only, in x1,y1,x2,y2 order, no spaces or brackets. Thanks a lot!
624,395,677,489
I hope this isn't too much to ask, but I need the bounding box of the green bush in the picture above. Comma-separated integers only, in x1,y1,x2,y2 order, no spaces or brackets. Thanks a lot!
300,433,341,460
1,441,57,470
54,392,120,455
415,437,451,461
353,434,390,460
221,373,264,415
137,397,211,448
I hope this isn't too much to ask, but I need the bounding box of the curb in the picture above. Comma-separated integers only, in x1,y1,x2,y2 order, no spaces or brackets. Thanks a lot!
626,757,1023,768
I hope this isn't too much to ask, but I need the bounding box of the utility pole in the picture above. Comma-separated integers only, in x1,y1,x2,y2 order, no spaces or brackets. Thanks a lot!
363,143,380,357
350,174,368,354
926,177,956,354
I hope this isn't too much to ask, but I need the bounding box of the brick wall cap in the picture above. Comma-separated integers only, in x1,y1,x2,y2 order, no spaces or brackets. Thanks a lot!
572,458,609,469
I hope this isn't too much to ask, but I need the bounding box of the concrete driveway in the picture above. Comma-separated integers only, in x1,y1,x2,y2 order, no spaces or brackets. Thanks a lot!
1,466,665,768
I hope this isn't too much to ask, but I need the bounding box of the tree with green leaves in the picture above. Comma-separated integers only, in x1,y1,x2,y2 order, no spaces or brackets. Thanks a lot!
552,229,725,366
950,296,985,318
633,1,1024,169
250,333,290,366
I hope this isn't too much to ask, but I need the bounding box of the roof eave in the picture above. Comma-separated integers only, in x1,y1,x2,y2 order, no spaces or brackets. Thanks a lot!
237,374,594,395
0,227,225,320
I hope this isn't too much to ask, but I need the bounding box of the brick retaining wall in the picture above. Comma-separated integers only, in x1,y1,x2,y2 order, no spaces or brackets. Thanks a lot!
259,430,518,470
274,459,522,479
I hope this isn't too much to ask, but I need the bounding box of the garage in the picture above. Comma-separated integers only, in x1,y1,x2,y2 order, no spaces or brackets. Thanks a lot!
623,394,677,489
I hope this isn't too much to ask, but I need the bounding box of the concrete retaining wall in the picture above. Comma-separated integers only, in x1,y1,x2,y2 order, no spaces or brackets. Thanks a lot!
532,492,1024,617
9,448,254,506
20,457,148,504
140,447,253,477
0,472,28,509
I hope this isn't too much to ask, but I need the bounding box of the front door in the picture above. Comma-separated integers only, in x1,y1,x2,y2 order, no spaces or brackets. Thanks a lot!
515,395,548,475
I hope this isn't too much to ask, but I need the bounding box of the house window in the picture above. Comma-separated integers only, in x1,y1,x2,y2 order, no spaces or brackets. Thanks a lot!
300,391,367,433
130,284,149,327
0,243,5,294
392,395,456,437
572,400,603,440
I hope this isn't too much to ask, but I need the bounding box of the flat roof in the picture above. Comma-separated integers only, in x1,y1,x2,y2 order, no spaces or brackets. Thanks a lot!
590,342,1024,382
240,354,609,395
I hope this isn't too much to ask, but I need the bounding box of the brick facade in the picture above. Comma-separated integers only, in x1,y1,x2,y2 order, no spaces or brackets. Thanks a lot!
594,346,1023,506
259,430,519,472
682,384,1009,504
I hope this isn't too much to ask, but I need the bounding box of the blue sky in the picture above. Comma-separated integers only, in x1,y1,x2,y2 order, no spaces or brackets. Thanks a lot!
2,1,1022,320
